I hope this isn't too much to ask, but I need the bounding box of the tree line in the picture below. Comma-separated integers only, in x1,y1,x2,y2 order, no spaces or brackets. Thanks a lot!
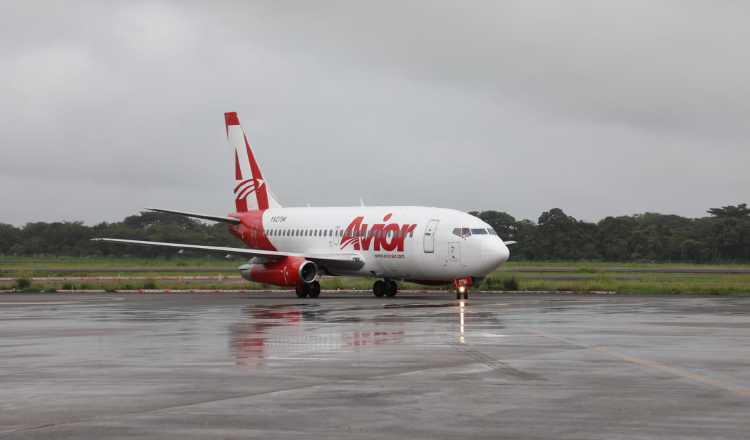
471,204,750,262
0,204,748,262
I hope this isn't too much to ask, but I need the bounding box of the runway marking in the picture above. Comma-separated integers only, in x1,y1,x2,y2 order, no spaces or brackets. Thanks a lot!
533,331,750,397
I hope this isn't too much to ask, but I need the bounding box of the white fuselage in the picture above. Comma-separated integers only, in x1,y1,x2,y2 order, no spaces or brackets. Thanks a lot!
258,206,510,283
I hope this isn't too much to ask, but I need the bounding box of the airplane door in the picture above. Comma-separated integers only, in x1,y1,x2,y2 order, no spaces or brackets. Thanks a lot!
423,219,439,253
330,226,341,249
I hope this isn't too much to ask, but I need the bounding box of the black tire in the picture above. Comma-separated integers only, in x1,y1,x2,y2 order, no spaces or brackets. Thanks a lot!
462,291,469,300
385,280,398,297
295,283,308,298
373,280,385,297
309,281,321,298
456,292,462,300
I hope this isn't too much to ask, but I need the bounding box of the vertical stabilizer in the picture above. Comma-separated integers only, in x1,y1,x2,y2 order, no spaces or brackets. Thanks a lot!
224,112,281,212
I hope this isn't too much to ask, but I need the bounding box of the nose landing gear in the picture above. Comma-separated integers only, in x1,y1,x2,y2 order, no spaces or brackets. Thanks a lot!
373,279,398,298
453,277,472,300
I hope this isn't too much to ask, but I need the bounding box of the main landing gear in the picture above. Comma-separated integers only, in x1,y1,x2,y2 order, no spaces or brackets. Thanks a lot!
295,281,321,298
373,279,398,298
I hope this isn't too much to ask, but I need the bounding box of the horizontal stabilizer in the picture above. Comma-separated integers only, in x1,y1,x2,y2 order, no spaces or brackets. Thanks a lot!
146,208,240,225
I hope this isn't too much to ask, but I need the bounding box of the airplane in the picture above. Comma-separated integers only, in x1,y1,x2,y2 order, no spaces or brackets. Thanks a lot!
94,112,511,299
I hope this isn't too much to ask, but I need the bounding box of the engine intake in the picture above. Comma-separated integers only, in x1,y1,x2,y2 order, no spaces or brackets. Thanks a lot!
239,257,317,286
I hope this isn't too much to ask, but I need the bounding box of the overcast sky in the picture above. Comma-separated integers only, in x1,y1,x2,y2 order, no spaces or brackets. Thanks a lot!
1,1,748,226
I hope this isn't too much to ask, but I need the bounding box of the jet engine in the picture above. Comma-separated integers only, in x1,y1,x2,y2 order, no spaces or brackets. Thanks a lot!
238,256,317,286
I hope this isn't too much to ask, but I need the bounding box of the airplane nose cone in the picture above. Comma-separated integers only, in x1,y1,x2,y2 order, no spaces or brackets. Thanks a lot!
483,239,510,269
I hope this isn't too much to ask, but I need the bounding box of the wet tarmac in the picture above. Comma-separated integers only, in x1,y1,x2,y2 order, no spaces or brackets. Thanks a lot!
1,292,749,439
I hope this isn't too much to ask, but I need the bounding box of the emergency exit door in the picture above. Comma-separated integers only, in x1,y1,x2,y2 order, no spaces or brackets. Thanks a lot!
423,219,439,253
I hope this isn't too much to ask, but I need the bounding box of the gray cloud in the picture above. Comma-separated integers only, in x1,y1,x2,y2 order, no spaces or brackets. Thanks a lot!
1,1,748,225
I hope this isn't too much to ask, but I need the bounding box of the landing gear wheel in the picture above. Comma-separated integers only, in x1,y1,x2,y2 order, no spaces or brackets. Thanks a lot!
462,290,469,300
385,280,398,297
295,283,308,298
308,281,321,298
373,280,385,297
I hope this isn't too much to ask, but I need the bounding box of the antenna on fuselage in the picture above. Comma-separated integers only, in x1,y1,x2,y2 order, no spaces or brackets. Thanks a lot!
360,197,366,207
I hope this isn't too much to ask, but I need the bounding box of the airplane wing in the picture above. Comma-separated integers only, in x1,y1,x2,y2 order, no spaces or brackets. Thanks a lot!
504,241,517,245
91,238,360,263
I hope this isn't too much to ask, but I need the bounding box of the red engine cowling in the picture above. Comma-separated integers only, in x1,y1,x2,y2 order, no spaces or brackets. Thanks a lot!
238,256,317,286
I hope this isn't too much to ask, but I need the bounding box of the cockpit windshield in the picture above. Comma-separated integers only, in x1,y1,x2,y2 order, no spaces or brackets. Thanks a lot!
452,227,471,238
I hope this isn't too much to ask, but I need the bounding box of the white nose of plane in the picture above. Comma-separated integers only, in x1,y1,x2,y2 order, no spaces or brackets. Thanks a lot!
483,238,510,270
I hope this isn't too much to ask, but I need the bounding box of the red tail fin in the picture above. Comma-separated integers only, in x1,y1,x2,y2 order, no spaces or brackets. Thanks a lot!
224,112,281,212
